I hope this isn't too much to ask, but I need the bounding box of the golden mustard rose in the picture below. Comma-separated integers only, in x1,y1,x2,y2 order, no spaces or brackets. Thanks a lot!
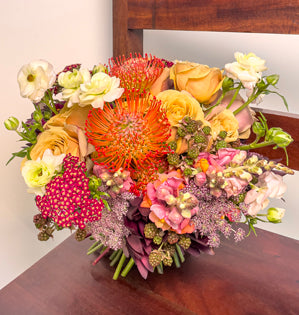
156,90,205,127
210,109,239,142
170,61,224,104
30,127,80,160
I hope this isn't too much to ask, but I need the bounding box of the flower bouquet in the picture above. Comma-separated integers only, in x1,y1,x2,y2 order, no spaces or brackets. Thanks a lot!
5,53,294,280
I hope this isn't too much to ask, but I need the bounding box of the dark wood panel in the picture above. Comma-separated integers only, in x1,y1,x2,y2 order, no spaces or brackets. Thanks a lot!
252,110,299,170
1,229,299,314
127,0,299,33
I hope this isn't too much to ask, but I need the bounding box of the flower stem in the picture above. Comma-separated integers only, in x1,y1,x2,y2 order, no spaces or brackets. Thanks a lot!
92,247,110,266
235,141,275,151
175,243,185,263
226,85,241,109
121,258,135,277
113,253,126,280
87,240,101,253
110,249,123,267
173,251,181,268
87,243,103,255
109,249,120,261
156,263,164,274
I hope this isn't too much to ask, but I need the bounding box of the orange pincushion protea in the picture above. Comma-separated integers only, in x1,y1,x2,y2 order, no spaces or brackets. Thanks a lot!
108,53,165,93
85,92,171,187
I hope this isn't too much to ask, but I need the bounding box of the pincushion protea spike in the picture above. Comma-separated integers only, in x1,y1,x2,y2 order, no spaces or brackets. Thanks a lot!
85,91,171,188
108,53,165,93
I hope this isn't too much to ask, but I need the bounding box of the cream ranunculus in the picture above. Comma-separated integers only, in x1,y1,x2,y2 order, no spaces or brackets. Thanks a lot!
17,60,56,102
170,61,224,104
156,90,205,127
58,68,91,107
209,109,239,142
225,52,267,89
79,72,124,109
22,149,65,195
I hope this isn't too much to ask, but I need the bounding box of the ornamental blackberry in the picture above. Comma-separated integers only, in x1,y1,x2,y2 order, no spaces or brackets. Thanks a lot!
178,235,191,250
163,243,176,256
38,231,50,241
144,223,158,239
168,141,177,151
149,250,163,267
218,130,227,139
75,228,87,241
185,158,194,166
185,120,198,134
194,133,207,144
167,231,179,244
188,147,199,159
177,127,187,137
184,168,193,177
215,140,227,150
153,235,163,245
167,153,180,166
163,256,173,267
202,126,211,135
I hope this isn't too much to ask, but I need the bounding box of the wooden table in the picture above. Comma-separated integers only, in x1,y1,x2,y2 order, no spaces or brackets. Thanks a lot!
1,228,298,315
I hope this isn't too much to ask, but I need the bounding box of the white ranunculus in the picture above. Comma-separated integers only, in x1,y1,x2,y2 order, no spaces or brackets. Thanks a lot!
79,72,124,109
17,60,56,102
225,52,267,89
21,149,65,196
58,68,91,107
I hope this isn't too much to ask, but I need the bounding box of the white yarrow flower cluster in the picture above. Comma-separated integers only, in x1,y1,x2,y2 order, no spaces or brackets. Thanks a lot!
17,60,56,102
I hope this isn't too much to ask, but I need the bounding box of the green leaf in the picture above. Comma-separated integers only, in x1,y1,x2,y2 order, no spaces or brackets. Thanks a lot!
264,90,289,111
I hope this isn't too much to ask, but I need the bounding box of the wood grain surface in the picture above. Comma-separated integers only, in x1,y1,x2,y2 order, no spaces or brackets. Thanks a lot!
113,0,299,57
1,229,299,315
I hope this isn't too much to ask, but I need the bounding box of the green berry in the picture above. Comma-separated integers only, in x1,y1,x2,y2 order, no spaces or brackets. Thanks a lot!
167,231,179,244
215,140,227,150
153,235,163,245
185,120,198,134
144,223,158,239
163,244,176,256
193,133,207,144
185,158,194,166
202,126,211,135
167,153,180,166
178,235,191,250
184,168,193,176
163,256,173,267
75,228,87,241
177,127,187,137
218,130,227,139
168,141,177,151
149,251,163,267
37,231,50,241
187,147,199,159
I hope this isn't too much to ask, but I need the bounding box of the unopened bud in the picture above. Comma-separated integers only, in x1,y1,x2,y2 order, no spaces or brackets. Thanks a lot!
267,207,285,223
267,128,293,148
266,74,279,86
92,64,107,75
252,121,266,137
4,117,19,131
33,111,43,123
222,77,234,91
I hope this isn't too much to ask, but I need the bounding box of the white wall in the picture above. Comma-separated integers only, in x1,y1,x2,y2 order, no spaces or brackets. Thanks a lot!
145,30,299,240
0,0,112,289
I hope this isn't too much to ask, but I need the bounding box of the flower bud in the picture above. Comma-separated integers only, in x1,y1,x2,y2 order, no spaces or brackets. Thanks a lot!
267,207,285,223
43,110,52,120
256,79,267,90
33,111,43,123
4,117,19,131
266,74,279,86
252,121,266,137
267,128,293,148
92,64,107,75
222,77,234,91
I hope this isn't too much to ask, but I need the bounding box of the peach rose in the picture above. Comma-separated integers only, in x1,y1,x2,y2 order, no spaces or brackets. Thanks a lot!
209,109,239,142
170,61,224,104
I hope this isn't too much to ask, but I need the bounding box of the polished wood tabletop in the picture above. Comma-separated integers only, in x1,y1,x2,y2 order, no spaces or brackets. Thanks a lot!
1,228,298,315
